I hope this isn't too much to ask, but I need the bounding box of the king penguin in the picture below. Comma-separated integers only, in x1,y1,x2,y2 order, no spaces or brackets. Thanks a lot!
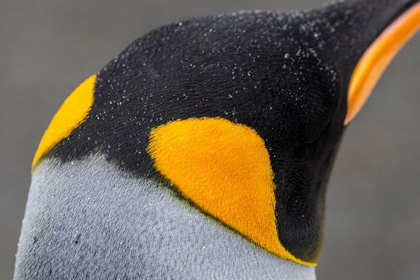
14,0,420,279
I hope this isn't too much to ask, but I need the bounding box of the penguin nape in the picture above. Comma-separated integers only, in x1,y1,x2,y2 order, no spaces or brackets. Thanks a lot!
14,0,420,279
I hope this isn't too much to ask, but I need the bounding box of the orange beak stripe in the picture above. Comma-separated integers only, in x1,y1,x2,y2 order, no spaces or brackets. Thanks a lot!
345,2,420,125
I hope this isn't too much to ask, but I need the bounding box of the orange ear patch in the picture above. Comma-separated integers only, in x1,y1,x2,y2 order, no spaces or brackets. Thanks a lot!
148,117,314,266
346,3,420,125
32,75,96,169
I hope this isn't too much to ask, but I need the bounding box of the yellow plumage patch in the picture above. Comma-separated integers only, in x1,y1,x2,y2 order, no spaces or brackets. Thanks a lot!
32,75,96,169
148,117,314,266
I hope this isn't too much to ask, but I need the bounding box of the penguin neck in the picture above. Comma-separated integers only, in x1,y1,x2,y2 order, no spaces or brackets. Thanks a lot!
21,156,316,279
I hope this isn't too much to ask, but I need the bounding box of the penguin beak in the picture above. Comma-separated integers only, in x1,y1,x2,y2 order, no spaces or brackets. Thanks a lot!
345,1,420,125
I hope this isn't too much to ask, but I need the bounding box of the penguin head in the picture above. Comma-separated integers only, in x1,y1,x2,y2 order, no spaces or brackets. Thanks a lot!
33,0,420,266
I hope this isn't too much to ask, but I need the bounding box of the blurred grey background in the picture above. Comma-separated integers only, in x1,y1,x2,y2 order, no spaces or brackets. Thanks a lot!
1,0,419,279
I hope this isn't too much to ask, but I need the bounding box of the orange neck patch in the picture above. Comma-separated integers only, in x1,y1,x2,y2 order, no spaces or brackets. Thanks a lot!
148,117,314,266
32,75,96,169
